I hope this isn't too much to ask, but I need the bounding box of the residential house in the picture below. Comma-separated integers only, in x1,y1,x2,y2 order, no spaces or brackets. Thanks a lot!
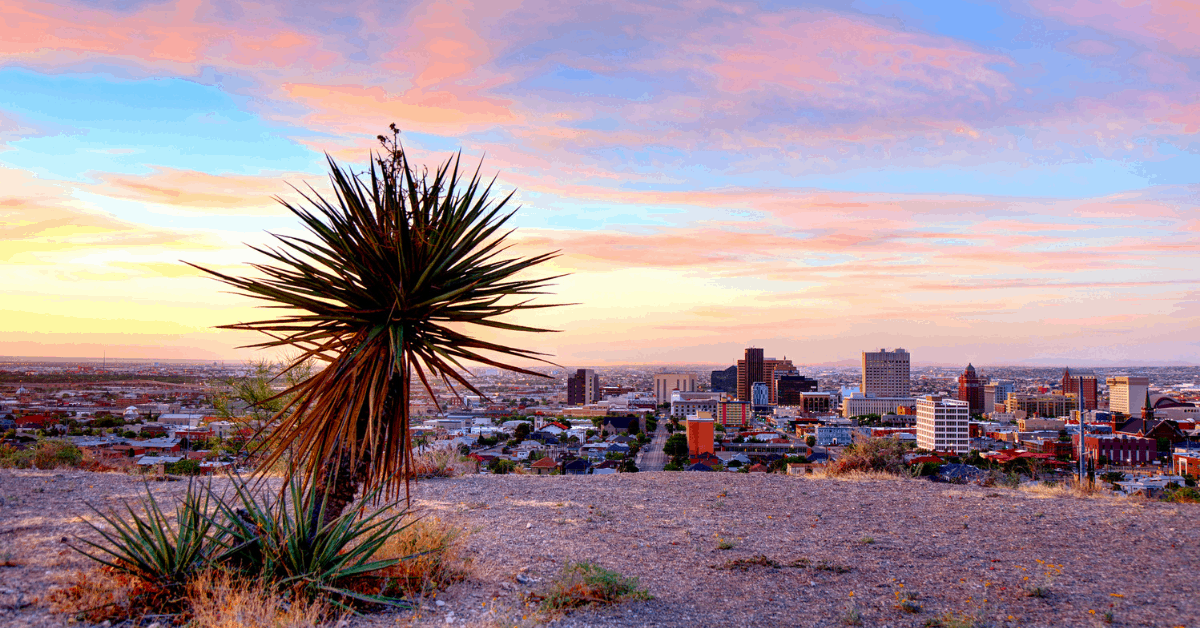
600,415,638,436
563,459,592,475
530,456,559,475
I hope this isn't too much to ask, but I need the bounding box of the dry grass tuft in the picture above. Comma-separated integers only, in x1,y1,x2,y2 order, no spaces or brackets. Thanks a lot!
359,514,470,598
1017,478,1123,501
187,569,330,628
48,568,140,623
410,449,476,479
827,439,909,477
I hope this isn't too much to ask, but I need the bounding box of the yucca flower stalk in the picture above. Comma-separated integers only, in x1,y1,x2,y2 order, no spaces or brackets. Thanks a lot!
190,126,562,518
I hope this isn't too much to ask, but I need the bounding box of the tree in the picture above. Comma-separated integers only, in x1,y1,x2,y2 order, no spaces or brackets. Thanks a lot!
663,433,689,458
191,126,561,519
514,422,532,442
805,435,816,447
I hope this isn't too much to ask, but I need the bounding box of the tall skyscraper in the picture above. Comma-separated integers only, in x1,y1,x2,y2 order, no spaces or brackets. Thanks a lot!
916,395,970,454
710,366,737,394
737,351,796,403
1106,376,1150,415
1062,367,1098,410
737,347,764,402
566,368,600,405
653,373,697,405
861,348,910,397
957,363,984,414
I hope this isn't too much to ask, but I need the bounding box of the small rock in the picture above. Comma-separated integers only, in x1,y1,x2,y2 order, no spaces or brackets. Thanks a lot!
436,599,446,607
526,522,532,529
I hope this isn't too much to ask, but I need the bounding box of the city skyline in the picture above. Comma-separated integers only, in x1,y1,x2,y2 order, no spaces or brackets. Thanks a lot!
3,1,1200,365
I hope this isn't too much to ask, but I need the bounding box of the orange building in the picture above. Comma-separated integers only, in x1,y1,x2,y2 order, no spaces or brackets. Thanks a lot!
686,413,715,457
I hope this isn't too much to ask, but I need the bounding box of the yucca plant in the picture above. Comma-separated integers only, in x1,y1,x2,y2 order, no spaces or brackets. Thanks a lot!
189,125,562,516
206,475,411,610
71,481,214,602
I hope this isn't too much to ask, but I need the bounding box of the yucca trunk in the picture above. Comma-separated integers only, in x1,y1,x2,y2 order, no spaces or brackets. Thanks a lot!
315,367,408,527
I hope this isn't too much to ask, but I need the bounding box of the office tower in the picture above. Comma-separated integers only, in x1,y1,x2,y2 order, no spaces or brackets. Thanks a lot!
983,379,1014,413
566,368,600,405
711,366,737,394
653,373,697,405
737,347,764,402
1061,367,1098,410
916,395,970,454
957,364,984,413
1107,376,1150,415
776,375,819,405
737,353,796,403
861,348,910,397
751,382,770,408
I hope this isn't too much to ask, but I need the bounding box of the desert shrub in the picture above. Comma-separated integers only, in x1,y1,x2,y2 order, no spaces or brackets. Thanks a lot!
359,516,469,598
535,561,650,613
0,442,32,468
828,438,908,477
30,439,83,469
1164,486,1200,503
411,448,471,478
187,569,329,628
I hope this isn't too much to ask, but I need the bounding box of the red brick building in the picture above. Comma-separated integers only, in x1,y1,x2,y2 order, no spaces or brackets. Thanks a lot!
1062,368,1098,410
957,364,985,414
1074,434,1156,464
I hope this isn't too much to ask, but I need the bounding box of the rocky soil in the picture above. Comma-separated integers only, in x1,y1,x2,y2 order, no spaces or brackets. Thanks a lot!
1,469,1197,628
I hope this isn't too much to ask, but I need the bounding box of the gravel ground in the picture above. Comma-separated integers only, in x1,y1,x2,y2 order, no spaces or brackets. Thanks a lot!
1,469,1197,628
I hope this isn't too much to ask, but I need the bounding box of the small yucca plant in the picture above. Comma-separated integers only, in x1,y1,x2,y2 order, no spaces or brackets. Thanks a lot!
71,481,214,600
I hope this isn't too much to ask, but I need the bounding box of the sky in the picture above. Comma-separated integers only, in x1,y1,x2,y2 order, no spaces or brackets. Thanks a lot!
2,0,1199,367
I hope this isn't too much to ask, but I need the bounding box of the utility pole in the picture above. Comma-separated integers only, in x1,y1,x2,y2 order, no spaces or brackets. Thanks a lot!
1077,375,1086,483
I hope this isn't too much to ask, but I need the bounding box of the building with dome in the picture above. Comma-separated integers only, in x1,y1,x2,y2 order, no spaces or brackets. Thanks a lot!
957,364,985,414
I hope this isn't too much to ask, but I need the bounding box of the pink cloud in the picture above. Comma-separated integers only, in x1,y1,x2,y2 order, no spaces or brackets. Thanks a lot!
1068,39,1120,55
1038,0,1200,56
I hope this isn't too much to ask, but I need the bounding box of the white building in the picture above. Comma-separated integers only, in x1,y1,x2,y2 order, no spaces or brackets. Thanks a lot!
653,373,697,405
861,348,910,397
916,395,970,454
1107,376,1150,415
669,391,723,418
842,392,915,418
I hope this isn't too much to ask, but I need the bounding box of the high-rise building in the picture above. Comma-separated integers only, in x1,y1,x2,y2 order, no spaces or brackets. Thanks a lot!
751,382,770,409
861,348,910,397
566,369,599,405
916,395,970,454
776,375,819,406
1106,376,1150,415
1062,368,1098,410
957,364,985,414
737,351,796,403
710,366,737,394
737,347,764,402
653,373,697,405
983,380,1014,413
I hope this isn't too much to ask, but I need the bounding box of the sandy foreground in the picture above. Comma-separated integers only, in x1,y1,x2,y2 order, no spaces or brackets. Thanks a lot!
0,469,1197,628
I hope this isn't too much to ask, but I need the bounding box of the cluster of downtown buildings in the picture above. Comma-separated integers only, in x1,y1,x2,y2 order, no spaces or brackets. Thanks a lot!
564,348,1200,474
